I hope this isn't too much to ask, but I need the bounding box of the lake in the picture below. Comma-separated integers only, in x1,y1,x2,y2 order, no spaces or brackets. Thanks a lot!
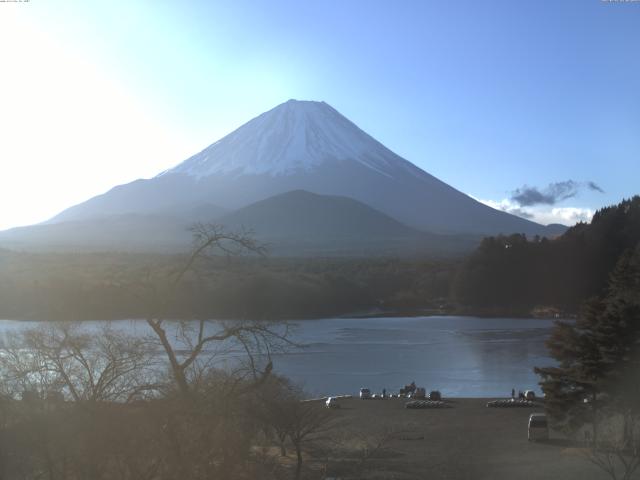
274,316,556,397
0,316,558,398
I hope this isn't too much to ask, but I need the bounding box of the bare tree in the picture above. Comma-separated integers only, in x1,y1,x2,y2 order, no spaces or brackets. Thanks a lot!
0,322,161,480
142,223,293,398
254,375,299,456
314,425,408,479
582,413,640,480
349,427,398,476
286,399,334,480
0,322,156,403
121,223,299,479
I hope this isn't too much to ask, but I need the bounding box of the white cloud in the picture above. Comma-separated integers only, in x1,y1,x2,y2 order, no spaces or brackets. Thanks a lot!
475,197,594,226
544,207,595,225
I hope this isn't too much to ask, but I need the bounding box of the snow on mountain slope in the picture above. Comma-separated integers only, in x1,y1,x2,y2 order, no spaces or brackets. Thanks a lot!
163,99,421,179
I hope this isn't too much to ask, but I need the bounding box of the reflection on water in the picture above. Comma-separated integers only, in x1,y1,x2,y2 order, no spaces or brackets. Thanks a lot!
0,316,558,398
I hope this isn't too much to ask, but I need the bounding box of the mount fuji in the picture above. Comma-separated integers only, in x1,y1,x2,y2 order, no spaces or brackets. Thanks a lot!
0,100,562,254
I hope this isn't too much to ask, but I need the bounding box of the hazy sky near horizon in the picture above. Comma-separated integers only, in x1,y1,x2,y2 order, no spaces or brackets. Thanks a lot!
1,1,638,230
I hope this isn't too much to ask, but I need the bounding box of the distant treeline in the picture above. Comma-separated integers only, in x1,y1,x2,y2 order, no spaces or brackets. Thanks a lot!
1,196,638,321
452,196,640,314
0,251,456,321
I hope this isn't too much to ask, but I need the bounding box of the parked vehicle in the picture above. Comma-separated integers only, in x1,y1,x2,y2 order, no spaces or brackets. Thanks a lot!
325,397,340,408
528,413,549,441
524,390,536,400
429,390,442,401
359,388,371,399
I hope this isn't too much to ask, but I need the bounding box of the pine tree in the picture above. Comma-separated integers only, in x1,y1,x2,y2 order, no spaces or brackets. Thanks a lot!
535,302,604,437
535,243,640,441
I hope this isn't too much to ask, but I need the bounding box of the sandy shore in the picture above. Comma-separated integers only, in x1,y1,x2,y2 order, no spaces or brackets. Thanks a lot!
317,397,603,479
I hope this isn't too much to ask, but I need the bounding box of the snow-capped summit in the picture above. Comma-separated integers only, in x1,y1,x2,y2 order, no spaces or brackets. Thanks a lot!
164,99,419,179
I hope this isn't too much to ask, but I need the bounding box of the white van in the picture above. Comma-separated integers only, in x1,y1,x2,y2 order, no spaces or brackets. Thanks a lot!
528,413,549,441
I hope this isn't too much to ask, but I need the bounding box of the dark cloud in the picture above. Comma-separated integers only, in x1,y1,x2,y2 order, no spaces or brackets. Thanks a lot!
587,181,605,193
512,181,578,206
511,180,603,207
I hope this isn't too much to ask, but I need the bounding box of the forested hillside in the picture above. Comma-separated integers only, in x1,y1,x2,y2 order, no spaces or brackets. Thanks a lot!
453,196,640,313
0,251,455,321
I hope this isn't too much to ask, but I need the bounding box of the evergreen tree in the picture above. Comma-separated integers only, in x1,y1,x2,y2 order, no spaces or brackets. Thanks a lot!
535,243,640,440
592,247,640,432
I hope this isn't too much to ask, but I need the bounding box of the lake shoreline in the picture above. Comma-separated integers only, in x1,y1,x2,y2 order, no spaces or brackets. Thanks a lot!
0,316,556,397
0,306,574,323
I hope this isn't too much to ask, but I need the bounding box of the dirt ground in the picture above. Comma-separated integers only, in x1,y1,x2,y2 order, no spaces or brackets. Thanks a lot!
315,397,606,480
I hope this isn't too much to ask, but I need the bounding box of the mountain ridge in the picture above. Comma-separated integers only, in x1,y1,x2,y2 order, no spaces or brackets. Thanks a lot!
0,190,480,256
2,99,566,253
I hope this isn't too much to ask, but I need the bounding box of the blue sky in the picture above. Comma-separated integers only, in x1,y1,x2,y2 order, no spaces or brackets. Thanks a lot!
1,0,638,229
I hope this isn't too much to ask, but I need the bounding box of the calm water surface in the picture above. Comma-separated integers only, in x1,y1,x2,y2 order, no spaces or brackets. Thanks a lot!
0,316,557,398
276,316,556,397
